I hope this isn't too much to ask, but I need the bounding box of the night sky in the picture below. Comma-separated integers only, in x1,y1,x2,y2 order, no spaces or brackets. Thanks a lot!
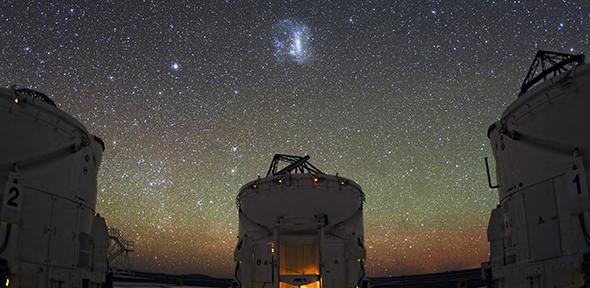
1,0,589,277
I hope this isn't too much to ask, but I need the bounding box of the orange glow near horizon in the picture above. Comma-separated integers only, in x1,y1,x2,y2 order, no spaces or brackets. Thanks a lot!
365,222,489,276
122,215,489,277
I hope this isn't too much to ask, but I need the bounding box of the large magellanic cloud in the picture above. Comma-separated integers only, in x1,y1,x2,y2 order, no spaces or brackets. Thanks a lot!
272,19,313,64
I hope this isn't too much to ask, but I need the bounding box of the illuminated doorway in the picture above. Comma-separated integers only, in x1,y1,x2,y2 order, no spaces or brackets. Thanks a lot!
279,242,320,288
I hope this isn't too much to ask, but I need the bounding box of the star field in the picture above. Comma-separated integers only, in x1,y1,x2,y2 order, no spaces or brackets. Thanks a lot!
1,0,589,277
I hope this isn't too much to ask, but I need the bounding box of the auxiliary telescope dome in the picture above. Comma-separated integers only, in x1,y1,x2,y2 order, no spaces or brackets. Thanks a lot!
233,154,369,288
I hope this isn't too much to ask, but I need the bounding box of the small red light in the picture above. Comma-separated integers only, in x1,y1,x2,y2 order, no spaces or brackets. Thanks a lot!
313,177,320,185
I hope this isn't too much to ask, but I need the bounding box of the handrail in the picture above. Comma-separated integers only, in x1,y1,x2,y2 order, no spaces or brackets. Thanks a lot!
485,157,499,189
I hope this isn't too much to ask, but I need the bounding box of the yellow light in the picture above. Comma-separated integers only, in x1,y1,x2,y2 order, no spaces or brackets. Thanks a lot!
5,278,9,287
13,98,18,104
279,281,320,288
